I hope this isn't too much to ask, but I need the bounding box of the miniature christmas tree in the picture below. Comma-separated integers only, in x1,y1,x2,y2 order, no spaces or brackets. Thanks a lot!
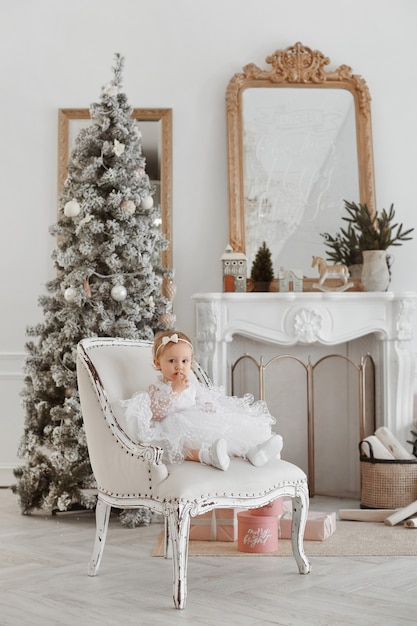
250,242,274,291
13,54,174,525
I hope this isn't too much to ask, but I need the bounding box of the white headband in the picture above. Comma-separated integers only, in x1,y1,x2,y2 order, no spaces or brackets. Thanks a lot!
155,333,193,356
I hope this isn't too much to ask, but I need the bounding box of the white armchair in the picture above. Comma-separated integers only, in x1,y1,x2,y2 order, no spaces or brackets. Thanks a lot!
76,336,310,610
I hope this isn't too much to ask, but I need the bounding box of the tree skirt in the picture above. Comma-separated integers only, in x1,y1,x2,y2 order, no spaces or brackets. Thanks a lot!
152,521,417,557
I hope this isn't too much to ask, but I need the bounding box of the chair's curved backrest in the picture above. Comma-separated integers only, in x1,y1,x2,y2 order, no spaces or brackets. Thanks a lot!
81,338,157,421
77,337,169,498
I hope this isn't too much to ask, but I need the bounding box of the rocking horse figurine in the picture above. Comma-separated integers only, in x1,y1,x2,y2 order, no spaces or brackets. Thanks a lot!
311,256,353,292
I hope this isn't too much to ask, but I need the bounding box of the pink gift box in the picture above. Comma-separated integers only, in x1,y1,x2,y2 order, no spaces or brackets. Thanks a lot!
279,510,336,541
238,511,279,553
189,508,238,541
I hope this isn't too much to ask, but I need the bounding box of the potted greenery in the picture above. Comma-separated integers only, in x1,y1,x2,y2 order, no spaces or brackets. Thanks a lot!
320,222,362,269
250,242,274,292
321,200,414,288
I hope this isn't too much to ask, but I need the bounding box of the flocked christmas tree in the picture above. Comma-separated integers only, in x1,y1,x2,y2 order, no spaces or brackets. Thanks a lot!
13,54,174,524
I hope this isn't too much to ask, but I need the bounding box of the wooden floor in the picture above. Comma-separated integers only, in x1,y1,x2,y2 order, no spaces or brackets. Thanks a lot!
1,488,417,625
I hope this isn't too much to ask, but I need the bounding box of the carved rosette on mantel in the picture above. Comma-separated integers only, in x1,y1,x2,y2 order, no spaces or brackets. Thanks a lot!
293,308,325,343
192,292,417,444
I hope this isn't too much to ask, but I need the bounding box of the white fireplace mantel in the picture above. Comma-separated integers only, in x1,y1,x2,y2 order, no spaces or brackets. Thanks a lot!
192,291,417,443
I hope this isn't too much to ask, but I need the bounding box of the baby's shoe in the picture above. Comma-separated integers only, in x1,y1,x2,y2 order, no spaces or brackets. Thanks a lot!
247,435,283,467
200,439,230,471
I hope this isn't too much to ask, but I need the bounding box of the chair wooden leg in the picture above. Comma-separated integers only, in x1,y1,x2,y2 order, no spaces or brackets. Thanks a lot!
291,485,311,575
163,516,172,559
88,497,111,576
167,504,192,610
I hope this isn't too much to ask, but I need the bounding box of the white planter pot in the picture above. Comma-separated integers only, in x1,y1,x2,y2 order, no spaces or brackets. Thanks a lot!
361,250,390,292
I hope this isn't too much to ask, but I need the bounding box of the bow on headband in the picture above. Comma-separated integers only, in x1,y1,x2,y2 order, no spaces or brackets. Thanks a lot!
162,333,179,345
155,334,193,356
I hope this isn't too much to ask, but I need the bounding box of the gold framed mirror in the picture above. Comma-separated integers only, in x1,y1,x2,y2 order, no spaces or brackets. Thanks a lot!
226,42,375,280
58,108,172,269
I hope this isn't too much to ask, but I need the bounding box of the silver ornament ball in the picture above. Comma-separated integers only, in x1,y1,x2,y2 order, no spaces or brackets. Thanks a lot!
64,200,81,217
111,285,127,301
141,195,154,210
64,287,78,302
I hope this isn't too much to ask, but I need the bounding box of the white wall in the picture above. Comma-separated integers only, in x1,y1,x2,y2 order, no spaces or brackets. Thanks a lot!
1,0,416,484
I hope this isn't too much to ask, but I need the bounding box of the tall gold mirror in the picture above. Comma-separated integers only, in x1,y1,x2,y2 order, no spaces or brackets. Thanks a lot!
58,108,172,269
226,42,375,278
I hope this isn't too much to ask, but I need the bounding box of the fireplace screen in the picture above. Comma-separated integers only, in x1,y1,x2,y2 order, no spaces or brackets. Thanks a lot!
231,352,375,496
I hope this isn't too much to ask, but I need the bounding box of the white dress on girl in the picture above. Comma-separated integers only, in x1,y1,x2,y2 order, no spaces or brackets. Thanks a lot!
121,376,276,464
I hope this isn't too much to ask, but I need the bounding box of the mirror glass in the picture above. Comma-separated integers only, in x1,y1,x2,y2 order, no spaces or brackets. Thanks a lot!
58,108,172,269
243,87,358,271
227,42,375,278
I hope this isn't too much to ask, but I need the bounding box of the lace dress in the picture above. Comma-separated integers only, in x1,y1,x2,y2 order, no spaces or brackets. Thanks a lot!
121,377,276,464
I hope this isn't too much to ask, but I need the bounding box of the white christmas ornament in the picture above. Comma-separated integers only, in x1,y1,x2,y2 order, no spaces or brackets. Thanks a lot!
64,287,78,302
111,285,127,301
113,139,125,156
141,195,154,210
145,296,155,310
134,166,145,178
64,200,81,217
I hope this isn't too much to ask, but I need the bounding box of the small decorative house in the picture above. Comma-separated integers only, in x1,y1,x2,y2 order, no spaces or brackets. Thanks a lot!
278,268,303,292
221,245,247,292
